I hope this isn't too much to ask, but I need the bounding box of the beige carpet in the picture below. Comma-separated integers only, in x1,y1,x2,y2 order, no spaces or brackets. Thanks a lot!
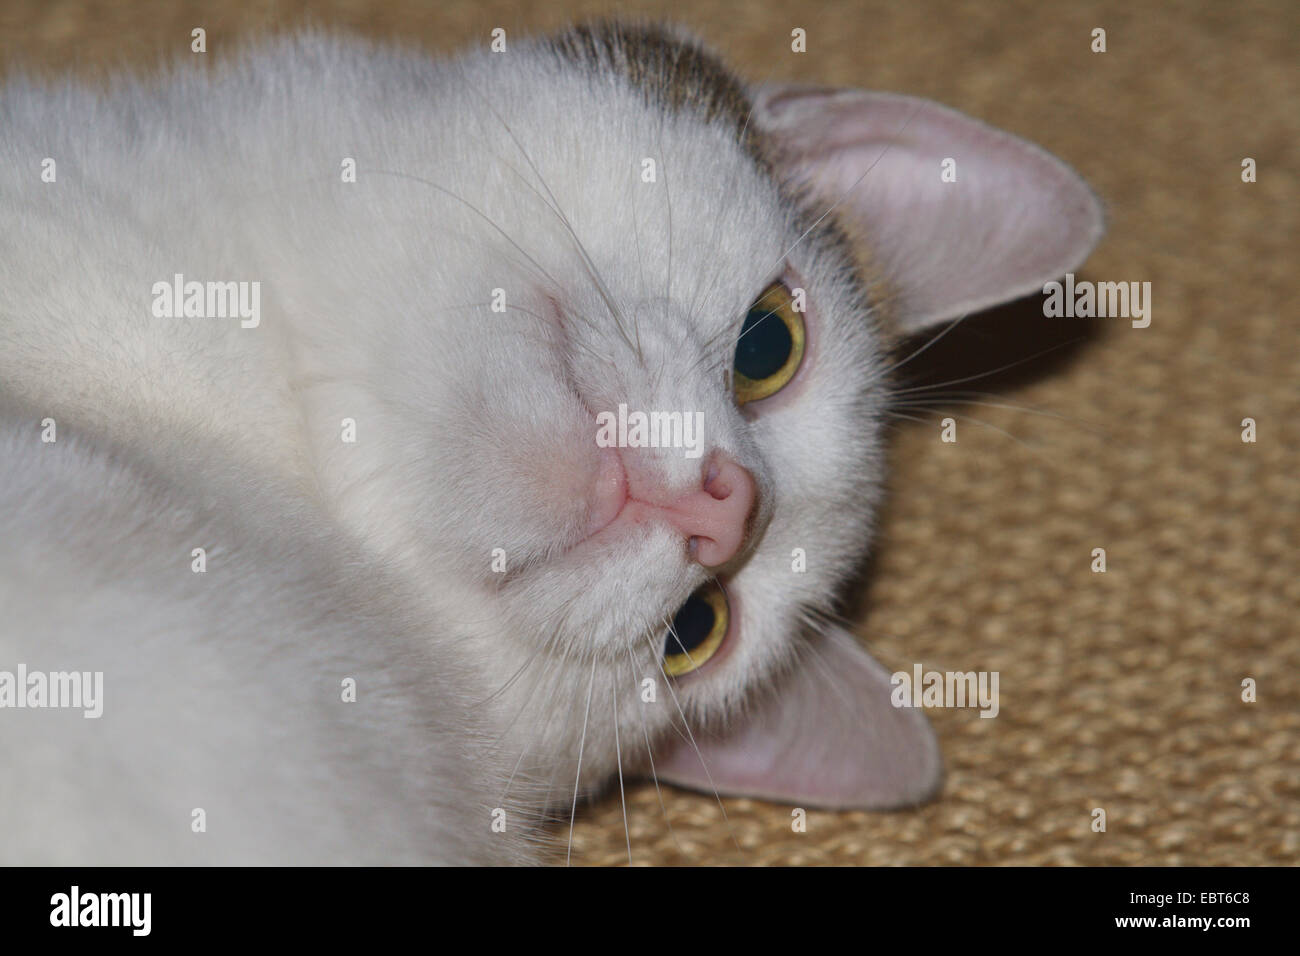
4,0,1295,865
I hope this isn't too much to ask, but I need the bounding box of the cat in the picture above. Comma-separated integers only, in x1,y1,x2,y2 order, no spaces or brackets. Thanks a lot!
0,21,1104,864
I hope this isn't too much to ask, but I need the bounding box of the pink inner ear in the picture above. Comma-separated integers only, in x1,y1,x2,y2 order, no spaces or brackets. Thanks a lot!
755,85,1106,332
651,625,942,810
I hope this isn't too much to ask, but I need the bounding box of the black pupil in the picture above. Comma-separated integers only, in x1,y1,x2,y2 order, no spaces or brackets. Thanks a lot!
734,306,792,380
666,592,715,656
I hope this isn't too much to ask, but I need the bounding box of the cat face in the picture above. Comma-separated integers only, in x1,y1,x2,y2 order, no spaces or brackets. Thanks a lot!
318,23,1103,819
382,29,889,806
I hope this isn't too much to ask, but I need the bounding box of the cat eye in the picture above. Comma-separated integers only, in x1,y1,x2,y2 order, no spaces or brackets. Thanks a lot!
663,580,729,677
732,281,806,404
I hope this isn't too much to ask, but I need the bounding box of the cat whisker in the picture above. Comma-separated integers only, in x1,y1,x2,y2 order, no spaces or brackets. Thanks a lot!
500,742,530,804
799,603,899,641
462,84,642,361
502,302,619,362
630,180,651,310
478,637,550,709
890,335,1089,395
893,394,1108,438
685,281,792,383
367,167,564,300
887,406,1057,462
679,322,733,380
621,624,685,856
493,154,636,351
794,629,863,719
642,620,742,855
561,658,600,868
801,607,934,670
481,599,583,750
883,411,931,427
729,282,797,351
610,666,632,866
877,312,971,380
476,597,590,808
561,658,595,868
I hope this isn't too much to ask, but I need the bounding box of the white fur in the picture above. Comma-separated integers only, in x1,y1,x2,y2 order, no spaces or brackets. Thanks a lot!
0,27,1102,862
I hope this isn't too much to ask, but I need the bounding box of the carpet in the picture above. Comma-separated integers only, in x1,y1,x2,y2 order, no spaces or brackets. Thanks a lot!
4,0,1294,865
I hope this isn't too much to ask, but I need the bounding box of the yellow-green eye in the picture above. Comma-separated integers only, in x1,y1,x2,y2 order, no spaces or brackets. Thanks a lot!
663,580,729,677
733,281,806,404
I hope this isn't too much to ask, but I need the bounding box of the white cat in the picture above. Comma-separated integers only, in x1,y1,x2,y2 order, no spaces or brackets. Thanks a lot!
0,22,1103,864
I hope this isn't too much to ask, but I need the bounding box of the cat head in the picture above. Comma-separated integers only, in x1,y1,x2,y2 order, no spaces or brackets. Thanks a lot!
335,22,1103,818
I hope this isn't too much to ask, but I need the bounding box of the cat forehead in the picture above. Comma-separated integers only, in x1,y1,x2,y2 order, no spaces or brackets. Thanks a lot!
446,22,866,334
439,25,800,331
545,21,767,171
541,23,865,306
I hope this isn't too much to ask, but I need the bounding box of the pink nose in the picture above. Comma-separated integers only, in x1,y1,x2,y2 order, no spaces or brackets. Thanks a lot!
663,456,758,567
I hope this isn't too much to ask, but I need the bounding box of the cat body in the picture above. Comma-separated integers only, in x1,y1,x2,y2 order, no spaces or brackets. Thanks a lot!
0,24,1103,863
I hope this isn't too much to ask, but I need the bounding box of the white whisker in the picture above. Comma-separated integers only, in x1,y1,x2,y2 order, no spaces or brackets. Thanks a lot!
566,656,598,866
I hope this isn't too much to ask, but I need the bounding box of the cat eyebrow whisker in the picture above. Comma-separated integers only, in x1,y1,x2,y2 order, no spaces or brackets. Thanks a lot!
461,83,643,362
687,280,788,375
675,285,782,386
368,167,564,297
441,300,605,355
728,283,793,351
501,302,615,370
491,154,632,346
681,339,726,383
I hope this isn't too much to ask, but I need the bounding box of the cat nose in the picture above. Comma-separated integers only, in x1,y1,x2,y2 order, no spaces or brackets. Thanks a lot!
666,455,757,567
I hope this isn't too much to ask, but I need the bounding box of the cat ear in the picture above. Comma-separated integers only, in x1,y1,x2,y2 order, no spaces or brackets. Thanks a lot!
753,85,1106,332
652,626,941,809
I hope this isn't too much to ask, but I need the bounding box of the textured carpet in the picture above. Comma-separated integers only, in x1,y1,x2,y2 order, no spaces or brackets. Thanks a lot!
4,0,1295,865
